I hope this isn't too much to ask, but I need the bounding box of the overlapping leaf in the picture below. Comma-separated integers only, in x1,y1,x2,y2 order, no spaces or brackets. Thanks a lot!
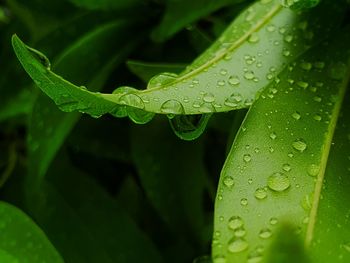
26,154,162,263
151,0,245,42
24,20,140,184
212,29,350,262
0,201,63,263
308,93,350,262
12,0,347,119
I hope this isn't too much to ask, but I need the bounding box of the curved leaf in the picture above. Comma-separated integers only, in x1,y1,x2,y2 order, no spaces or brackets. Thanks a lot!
24,20,140,183
127,60,186,83
0,201,63,263
309,92,350,262
281,0,320,10
12,0,346,117
68,0,144,11
151,0,245,42
212,30,350,262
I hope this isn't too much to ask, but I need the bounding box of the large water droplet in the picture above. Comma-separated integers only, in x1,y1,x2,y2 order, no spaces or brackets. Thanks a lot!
147,72,178,88
160,100,184,114
228,216,244,230
228,238,249,253
267,172,290,192
119,93,144,109
292,138,307,152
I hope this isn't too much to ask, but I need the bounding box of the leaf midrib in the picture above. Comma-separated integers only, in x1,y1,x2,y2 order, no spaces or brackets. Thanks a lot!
305,69,350,246
140,3,283,93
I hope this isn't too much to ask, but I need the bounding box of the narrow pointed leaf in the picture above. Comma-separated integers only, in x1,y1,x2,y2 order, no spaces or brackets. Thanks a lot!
212,30,350,262
309,93,350,262
127,60,186,83
12,0,346,117
27,157,162,263
0,201,63,263
151,0,244,42
24,21,139,183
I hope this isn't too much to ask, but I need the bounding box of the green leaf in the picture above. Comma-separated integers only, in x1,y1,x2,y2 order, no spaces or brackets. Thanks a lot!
169,114,212,141
26,155,162,263
0,201,63,263
12,0,347,118
67,0,144,11
131,117,209,251
309,92,350,262
151,0,245,42
212,30,350,262
281,0,320,10
263,224,309,263
24,20,140,183
127,60,186,83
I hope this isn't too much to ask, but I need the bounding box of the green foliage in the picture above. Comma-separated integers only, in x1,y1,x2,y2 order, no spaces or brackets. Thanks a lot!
1,0,350,262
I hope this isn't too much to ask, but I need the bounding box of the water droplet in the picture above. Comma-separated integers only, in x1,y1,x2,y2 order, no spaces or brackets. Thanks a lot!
297,81,309,89
314,61,325,69
284,35,293,43
224,93,243,107
234,228,246,237
203,93,215,103
259,228,272,239
282,163,291,172
269,132,277,140
228,238,249,253
160,100,184,114
292,138,307,152
228,75,240,86
248,33,260,43
213,256,226,263
313,114,322,121
240,198,248,206
228,216,244,230
307,164,320,177
244,71,255,80
148,72,178,88
217,80,226,86
300,62,312,71
223,176,235,187
313,96,322,102
292,111,301,120
267,172,290,192
243,154,252,163
119,93,144,109
254,188,267,200
267,25,276,32
269,217,278,225
220,69,228,76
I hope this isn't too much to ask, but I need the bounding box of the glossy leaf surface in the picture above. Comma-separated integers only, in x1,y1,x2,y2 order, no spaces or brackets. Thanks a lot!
213,30,350,262
12,0,346,117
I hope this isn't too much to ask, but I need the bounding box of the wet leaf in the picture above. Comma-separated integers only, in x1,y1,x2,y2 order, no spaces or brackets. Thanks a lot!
0,201,63,263
12,0,346,117
212,29,350,262
22,20,140,184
